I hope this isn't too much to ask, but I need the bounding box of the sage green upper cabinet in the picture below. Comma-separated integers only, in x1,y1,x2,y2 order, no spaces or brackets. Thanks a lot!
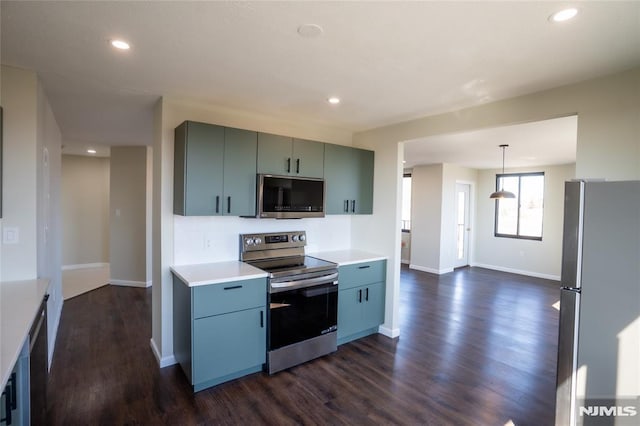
292,138,325,178
174,121,257,216
174,121,224,216
324,144,374,214
223,127,258,216
257,133,324,178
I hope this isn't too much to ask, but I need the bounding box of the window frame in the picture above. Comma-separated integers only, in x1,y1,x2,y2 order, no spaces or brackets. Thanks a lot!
493,171,544,241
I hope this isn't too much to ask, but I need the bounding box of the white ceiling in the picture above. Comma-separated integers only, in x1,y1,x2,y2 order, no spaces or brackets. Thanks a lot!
1,1,639,163
403,115,578,169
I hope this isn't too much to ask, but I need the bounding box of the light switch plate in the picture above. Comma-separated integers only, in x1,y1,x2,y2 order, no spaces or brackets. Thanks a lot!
3,227,20,244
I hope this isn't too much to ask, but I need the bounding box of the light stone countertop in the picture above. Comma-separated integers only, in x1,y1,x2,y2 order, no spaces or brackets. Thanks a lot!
1,278,49,389
171,261,268,287
309,249,387,266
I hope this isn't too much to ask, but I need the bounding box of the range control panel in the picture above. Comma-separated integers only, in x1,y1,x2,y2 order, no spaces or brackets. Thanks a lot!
240,231,306,253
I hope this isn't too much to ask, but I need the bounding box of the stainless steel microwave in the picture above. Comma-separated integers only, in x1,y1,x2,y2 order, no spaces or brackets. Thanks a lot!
257,174,325,219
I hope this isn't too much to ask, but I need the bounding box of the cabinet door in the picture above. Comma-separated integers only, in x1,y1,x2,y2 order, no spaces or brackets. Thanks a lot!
337,287,364,340
257,133,293,175
324,144,356,214
292,138,325,178
175,122,225,215
362,282,385,331
354,148,374,214
193,307,266,386
223,128,257,216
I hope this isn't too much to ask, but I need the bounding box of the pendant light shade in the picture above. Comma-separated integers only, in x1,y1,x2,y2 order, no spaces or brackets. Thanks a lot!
490,144,516,199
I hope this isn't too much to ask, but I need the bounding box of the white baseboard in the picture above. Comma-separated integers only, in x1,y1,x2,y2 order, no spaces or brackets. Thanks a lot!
409,264,454,275
110,279,152,288
400,260,410,265
471,263,560,281
378,325,400,339
62,262,109,271
150,338,176,368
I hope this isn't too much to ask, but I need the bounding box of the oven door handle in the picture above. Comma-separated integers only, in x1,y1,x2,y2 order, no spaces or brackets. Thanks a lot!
270,272,339,293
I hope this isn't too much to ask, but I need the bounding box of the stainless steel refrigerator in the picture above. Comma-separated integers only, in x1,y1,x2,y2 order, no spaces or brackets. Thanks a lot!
556,180,640,426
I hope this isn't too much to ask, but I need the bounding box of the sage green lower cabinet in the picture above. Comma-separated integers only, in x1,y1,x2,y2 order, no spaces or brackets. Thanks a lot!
337,260,386,345
172,275,267,392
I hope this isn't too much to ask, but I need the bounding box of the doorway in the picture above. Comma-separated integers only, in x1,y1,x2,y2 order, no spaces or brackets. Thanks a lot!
454,182,471,268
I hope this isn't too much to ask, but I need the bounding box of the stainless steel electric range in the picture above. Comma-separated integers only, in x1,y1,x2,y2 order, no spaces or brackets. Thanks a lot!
239,231,338,374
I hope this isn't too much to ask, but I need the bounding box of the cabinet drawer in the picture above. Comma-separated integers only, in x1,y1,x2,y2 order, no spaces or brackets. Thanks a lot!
193,278,266,319
338,260,386,290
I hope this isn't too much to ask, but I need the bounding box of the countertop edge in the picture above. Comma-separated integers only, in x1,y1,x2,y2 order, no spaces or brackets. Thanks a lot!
170,262,268,288
1,278,50,390
308,250,388,266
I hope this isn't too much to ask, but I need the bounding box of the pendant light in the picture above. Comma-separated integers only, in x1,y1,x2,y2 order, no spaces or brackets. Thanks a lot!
489,144,516,199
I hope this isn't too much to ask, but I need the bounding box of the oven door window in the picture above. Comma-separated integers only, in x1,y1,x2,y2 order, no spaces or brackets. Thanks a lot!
269,282,337,350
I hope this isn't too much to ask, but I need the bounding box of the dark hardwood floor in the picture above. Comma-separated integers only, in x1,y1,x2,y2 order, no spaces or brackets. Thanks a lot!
48,265,561,425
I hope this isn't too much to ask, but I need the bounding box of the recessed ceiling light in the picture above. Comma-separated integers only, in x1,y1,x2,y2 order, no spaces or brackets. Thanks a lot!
297,24,324,38
110,39,131,50
549,8,578,22
87,149,97,154
328,97,340,105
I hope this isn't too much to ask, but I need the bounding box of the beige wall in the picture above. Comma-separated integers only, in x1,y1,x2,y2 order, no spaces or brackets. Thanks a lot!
109,146,150,285
475,163,575,279
0,66,39,281
61,154,110,266
409,163,478,274
353,67,640,337
409,164,444,273
1,65,64,364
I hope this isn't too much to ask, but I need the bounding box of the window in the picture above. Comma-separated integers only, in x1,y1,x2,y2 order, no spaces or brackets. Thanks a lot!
401,174,411,231
494,172,544,240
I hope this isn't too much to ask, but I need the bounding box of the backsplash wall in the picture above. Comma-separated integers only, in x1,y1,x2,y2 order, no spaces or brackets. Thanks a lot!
173,215,352,265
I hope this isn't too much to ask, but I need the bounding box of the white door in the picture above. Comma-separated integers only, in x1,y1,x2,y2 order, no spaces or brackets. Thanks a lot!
455,183,471,268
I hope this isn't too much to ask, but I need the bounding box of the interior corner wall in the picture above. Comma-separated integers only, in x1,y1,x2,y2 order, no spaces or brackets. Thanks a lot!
0,65,39,281
109,146,149,286
409,164,444,273
36,78,64,365
61,154,110,266
474,163,575,280
0,65,65,364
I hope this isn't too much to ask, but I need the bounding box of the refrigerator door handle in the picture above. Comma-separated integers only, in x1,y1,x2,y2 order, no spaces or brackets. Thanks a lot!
556,288,581,426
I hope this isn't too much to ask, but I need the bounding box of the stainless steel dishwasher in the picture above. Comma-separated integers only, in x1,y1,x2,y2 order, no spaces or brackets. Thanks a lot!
29,294,48,425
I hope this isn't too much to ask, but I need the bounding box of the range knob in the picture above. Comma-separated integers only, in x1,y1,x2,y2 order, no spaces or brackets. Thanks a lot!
292,235,299,242
299,234,306,242
254,237,263,245
245,238,255,246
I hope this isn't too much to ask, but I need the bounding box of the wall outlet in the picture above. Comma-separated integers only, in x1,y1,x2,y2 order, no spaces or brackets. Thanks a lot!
203,236,212,249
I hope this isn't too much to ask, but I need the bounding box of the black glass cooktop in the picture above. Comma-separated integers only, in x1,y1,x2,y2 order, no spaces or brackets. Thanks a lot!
246,256,336,278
